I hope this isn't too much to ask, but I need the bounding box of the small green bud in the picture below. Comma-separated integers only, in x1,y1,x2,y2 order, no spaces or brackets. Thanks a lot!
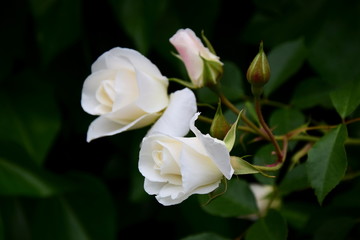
246,41,270,96
210,100,231,140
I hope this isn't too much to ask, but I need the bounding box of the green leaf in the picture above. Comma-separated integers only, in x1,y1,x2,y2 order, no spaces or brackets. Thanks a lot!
313,217,356,240
0,143,69,197
253,144,279,185
220,61,245,101
109,0,167,54
278,163,310,195
30,174,116,240
330,80,360,118
291,77,333,109
306,125,348,204
28,0,82,64
181,232,230,240
0,212,4,240
264,37,307,97
223,110,242,151
245,209,288,240
0,71,60,165
269,108,306,135
279,201,315,231
0,197,32,240
307,2,360,87
199,179,258,217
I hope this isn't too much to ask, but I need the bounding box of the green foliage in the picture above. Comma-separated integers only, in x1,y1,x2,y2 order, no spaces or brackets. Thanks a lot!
245,209,288,240
264,37,307,97
199,179,258,217
1,0,360,239
306,125,348,204
330,80,360,118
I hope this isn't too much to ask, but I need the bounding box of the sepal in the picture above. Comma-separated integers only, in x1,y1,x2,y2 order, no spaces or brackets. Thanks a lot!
223,109,242,151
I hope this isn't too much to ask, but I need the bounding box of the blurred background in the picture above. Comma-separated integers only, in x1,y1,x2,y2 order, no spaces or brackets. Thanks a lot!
1,0,360,239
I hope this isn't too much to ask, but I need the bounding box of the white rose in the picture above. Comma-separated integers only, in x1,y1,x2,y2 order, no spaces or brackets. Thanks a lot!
139,113,234,206
240,183,281,220
169,28,223,88
146,88,197,137
81,47,169,142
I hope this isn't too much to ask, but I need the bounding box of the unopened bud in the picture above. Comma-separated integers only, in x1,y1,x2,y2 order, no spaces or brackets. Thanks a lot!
210,101,231,140
246,41,270,96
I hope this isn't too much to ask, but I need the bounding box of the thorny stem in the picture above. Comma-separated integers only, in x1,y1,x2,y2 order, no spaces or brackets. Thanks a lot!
218,92,268,139
255,96,284,163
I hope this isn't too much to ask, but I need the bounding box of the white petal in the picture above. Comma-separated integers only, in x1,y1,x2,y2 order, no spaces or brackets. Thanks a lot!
121,48,167,82
86,112,160,142
81,70,116,115
189,113,234,179
156,184,188,206
144,178,163,195
136,69,169,113
139,135,182,184
179,141,223,192
146,88,197,137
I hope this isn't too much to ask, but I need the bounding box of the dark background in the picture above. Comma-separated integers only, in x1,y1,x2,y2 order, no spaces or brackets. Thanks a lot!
1,0,360,239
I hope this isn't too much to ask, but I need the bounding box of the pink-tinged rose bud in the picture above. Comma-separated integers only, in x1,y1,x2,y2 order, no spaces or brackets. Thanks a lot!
246,41,270,96
169,28,223,88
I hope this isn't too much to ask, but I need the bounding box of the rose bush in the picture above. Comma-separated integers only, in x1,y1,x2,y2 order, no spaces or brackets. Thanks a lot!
81,47,169,142
169,28,223,88
139,113,234,206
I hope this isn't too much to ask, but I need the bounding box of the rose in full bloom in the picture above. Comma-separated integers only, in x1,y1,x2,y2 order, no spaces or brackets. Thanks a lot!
139,113,234,206
81,47,169,142
169,28,223,88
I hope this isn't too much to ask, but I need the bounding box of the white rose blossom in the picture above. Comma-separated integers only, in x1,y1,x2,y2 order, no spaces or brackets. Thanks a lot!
169,28,223,87
139,113,234,206
81,47,169,142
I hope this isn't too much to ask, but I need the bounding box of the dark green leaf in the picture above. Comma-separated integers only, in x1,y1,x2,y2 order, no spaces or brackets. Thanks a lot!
291,77,333,109
109,0,167,54
264,37,307,97
0,197,32,240
0,143,69,197
242,0,326,46
306,125,348,204
28,0,82,64
0,213,4,240
278,163,310,195
307,1,360,87
330,80,360,118
199,178,258,217
30,174,116,240
253,144,279,184
220,61,245,101
245,209,288,240
181,232,230,240
269,108,306,135
0,71,60,165
313,217,356,240
279,201,316,231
